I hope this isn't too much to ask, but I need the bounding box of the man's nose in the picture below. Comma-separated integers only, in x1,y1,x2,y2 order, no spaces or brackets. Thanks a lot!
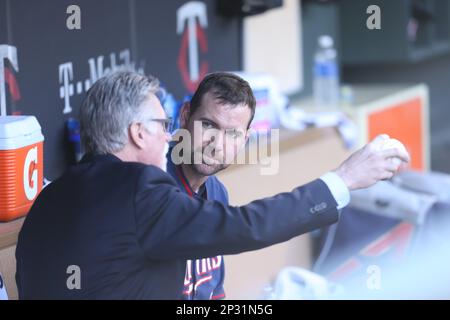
211,132,225,153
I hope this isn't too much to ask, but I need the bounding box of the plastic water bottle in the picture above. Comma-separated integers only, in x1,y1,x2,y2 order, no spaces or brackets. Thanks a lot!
313,35,339,109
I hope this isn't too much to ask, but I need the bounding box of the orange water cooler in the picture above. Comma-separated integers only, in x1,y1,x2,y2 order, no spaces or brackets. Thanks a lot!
0,116,44,222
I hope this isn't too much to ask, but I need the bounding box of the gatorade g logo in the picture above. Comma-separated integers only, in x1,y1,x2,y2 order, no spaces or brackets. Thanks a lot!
23,146,38,201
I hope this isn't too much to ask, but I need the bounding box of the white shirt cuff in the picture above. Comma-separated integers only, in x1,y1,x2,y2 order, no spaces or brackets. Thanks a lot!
320,171,350,210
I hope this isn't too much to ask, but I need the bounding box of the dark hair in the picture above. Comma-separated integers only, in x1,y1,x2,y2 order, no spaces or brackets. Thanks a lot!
189,72,256,128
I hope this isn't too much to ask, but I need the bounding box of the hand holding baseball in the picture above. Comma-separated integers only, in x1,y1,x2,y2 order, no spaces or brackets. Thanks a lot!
333,134,410,191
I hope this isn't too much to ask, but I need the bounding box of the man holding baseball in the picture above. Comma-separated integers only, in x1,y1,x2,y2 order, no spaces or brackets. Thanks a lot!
16,71,410,299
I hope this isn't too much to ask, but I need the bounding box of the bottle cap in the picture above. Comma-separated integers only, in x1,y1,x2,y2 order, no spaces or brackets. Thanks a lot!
318,35,333,48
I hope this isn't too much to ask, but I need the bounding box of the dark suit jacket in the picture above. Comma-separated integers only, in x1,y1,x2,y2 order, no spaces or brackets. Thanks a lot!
15,153,339,299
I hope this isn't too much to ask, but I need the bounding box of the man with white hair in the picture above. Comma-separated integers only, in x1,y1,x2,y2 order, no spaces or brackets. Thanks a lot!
15,71,409,299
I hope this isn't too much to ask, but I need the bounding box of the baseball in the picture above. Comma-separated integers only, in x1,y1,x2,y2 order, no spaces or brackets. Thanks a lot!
376,137,409,168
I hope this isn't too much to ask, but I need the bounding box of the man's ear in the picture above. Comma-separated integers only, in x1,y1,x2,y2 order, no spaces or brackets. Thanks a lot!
129,122,146,150
180,102,191,129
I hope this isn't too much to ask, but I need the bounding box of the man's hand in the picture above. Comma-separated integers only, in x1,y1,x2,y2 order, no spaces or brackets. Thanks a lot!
333,134,410,191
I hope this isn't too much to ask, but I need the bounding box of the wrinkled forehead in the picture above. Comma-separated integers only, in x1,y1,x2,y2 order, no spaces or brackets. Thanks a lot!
192,92,251,129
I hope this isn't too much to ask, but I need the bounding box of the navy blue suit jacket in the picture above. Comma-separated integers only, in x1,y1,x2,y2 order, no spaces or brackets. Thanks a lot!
16,153,339,299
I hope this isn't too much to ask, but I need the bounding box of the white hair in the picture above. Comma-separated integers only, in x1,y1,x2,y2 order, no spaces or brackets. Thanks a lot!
79,71,160,154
